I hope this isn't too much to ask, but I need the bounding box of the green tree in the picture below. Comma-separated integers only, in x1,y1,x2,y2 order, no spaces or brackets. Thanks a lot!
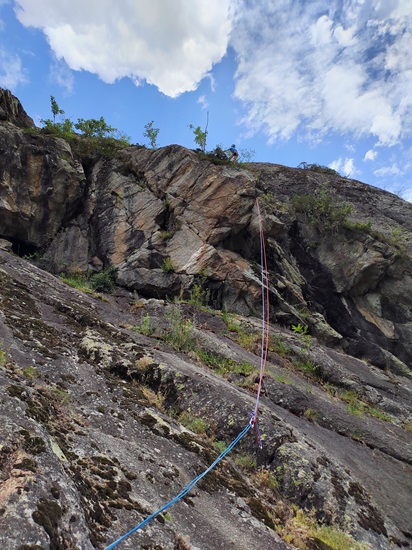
50,95,65,122
143,120,160,148
40,96,131,155
75,117,116,138
188,123,207,152
41,96,73,136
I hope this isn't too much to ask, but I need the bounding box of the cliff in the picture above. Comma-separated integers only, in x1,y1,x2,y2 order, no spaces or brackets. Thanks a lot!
0,88,411,550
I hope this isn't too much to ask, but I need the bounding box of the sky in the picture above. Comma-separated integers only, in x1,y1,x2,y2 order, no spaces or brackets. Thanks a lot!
0,0,411,201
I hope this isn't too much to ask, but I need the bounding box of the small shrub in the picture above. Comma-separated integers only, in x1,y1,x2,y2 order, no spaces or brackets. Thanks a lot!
341,390,366,417
231,360,255,376
251,468,279,491
159,231,174,241
291,324,313,351
60,272,90,291
340,390,392,422
189,277,210,308
235,453,256,472
402,421,412,433
178,411,209,434
0,348,7,367
236,330,261,352
196,349,255,378
280,507,369,549
162,306,196,352
303,408,320,421
214,440,227,453
367,407,392,422
162,257,174,273
198,147,232,166
291,184,352,233
344,219,373,233
132,313,153,336
22,366,40,380
314,524,370,549
344,221,408,256
271,372,293,385
298,162,340,176
141,386,164,411
294,358,320,378
90,266,118,293
60,268,118,295
220,309,233,325
291,323,308,335
226,321,242,333
270,336,292,356
260,192,288,211
51,387,70,406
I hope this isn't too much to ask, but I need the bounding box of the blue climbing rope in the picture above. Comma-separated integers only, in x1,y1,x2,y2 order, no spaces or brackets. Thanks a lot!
105,197,269,549
105,423,252,550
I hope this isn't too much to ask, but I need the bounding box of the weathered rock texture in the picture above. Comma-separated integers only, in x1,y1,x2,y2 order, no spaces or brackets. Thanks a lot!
1,90,412,374
0,87,36,129
1,89,412,550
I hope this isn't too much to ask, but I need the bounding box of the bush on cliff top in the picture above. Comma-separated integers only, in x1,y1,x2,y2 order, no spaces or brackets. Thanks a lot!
291,184,352,233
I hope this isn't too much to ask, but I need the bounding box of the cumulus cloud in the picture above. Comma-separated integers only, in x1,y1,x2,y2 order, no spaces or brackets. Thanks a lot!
364,149,378,161
14,0,233,97
231,0,412,146
329,157,356,177
0,48,28,88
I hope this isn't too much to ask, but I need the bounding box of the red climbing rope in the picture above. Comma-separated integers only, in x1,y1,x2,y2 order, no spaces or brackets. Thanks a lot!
250,198,270,447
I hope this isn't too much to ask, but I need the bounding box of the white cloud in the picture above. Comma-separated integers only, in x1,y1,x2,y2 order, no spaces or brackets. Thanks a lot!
403,189,412,202
329,157,357,177
50,57,74,94
0,48,28,88
373,164,403,177
204,72,216,93
231,0,412,146
197,95,208,110
364,149,378,161
14,0,233,98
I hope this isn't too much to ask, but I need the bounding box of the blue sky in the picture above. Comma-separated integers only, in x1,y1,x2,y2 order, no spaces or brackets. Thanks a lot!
1,0,411,200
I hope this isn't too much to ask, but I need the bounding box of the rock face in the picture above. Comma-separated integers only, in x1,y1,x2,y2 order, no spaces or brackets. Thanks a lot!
0,91,412,550
39,145,412,372
0,93,86,251
0,88,36,129
0,250,411,550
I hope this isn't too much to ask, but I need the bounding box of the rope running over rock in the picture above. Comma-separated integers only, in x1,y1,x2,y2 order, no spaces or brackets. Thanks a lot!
105,197,269,549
